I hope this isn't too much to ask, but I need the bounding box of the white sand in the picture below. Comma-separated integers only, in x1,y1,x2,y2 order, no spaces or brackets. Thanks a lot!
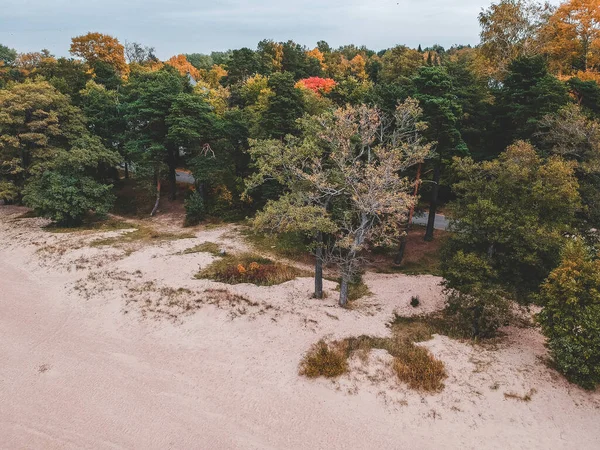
1,206,599,450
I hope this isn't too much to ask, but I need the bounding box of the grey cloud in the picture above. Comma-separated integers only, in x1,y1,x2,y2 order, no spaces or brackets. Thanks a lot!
1,0,498,58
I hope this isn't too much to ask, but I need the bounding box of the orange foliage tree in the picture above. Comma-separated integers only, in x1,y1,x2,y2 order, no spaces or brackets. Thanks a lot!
295,77,337,95
15,51,55,75
542,0,600,75
165,54,201,80
70,32,128,77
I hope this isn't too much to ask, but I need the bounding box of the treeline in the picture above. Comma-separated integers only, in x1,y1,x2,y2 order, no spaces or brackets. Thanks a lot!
1,0,600,388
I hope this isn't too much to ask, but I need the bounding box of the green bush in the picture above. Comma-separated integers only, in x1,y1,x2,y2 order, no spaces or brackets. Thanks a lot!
445,285,510,339
184,190,205,226
22,171,114,226
538,240,600,389
442,251,510,338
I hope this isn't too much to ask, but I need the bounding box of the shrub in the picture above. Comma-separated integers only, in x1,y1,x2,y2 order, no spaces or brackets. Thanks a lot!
445,285,510,339
196,253,308,286
410,296,420,308
442,251,511,338
538,240,600,389
299,340,349,378
22,171,115,226
184,190,205,226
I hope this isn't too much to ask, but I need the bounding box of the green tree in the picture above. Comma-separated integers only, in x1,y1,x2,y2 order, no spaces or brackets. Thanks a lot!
185,53,214,70
259,72,305,139
281,40,321,79
34,57,91,104
124,66,218,205
80,80,128,174
537,104,600,226
443,140,581,303
225,48,259,85
0,43,17,65
412,66,467,241
494,56,569,153
22,134,120,225
538,239,600,389
380,45,425,83
568,77,600,118
0,79,88,200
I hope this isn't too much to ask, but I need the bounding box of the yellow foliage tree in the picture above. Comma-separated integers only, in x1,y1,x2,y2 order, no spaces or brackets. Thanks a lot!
348,55,368,80
199,64,227,88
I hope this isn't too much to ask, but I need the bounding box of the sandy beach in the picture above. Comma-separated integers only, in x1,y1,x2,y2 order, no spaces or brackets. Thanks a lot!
1,205,599,450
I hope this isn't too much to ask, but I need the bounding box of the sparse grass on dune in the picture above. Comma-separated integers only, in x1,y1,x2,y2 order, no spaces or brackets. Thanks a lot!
372,226,447,276
44,216,134,234
181,241,222,256
196,252,311,286
300,316,448,393
333,279,372,302
242,228,313,263
390,313,481,341
90,225,195,247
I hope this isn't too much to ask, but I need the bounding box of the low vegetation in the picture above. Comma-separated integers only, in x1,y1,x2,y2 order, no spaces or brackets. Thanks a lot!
538,240,600,390
43,216,133,233
182,241,221,255
334,278,372,303
504,389,537,402
372,227,446,276
91,225,194,247
243,228,310,262
299,315,448,393
196,252,310,286
299,340,349,378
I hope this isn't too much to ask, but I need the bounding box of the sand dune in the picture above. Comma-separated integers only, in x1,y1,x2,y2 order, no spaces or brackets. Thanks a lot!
1,206,599,450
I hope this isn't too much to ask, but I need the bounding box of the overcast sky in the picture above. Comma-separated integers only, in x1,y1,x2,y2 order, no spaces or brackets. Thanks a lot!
1,0,507,58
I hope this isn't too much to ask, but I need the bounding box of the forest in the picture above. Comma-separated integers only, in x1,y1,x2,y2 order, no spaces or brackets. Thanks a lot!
1,0,600,390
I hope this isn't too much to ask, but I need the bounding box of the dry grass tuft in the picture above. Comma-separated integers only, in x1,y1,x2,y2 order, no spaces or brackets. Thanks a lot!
196,252,309,286
392,345,447,392
504,389,537,402
300,318,448,392
391,316,435,343
182,241,221,256
299,340,349,378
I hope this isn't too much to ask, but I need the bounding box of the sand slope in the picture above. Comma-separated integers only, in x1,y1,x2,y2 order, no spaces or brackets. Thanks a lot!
1,206,599,450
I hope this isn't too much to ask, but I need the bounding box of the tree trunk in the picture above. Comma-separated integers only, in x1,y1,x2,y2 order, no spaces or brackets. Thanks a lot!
151,172,161,216
314,232,324,299
167,146,177,201
339,273,350,307
424,161,441,242
395,163,422,265
124,162,129,180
